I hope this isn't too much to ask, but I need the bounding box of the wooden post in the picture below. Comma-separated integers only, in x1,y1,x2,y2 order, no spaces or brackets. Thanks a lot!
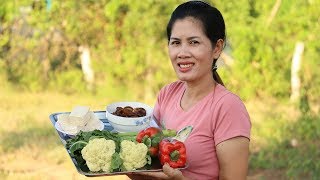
79,45,95,91
290,42,304,102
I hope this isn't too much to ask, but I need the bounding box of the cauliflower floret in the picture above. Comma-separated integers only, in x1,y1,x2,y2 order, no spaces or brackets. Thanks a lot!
81,138,116,172
119,140,148,171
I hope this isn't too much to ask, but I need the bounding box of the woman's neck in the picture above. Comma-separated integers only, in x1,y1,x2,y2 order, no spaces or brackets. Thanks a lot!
185,79,216,98
180,79,217,110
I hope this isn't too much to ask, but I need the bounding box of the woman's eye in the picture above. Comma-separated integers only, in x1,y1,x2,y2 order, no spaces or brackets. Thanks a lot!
170,41,180,45
190,40,199,45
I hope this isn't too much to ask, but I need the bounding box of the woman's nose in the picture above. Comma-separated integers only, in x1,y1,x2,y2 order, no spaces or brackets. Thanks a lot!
177,45,190,59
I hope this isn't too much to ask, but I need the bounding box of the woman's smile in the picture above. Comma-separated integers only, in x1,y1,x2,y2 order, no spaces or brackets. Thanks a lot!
178,62,195,72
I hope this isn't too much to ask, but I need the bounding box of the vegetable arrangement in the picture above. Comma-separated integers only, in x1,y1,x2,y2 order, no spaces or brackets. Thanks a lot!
66,127,187,173
66,130,139,172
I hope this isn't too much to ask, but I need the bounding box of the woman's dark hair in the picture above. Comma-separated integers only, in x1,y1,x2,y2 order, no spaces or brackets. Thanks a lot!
167,0,226,86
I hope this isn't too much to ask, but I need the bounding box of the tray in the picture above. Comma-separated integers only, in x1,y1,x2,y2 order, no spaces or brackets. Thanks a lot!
49,111,187,177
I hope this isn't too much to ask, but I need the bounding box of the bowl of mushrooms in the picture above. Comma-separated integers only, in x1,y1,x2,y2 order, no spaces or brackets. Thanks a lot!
106,101,153,132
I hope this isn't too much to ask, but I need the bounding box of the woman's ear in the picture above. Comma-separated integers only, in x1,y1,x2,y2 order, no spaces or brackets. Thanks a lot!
213,39,224,59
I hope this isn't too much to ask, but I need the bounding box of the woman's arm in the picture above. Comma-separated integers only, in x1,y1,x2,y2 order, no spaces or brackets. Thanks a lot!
216,136,250,180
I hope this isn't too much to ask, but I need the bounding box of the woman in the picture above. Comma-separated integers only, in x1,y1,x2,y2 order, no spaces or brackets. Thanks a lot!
129,1,251,179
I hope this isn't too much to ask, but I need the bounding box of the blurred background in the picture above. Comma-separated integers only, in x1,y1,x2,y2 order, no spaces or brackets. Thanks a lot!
0,0,319,179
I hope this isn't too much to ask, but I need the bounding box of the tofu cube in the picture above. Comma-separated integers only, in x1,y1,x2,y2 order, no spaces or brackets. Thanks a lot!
69,106,91,126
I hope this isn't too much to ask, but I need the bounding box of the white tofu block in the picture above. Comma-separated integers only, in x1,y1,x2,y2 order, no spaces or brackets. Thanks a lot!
69,106,90,126
57,114,80,134
82,112,102,132
59,122,79,134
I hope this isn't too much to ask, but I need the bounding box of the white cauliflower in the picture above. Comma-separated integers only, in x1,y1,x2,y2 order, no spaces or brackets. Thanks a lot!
119,140,148,171
81,138,116,172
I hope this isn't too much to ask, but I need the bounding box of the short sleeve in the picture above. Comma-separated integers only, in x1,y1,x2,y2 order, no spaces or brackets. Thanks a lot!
153,94,161,125
213,93,251,146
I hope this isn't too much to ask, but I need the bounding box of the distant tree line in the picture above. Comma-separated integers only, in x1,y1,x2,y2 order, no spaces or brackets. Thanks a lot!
0,0,319,107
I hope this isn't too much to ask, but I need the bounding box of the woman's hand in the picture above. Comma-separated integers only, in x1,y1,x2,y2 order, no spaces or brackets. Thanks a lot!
127,163,186,180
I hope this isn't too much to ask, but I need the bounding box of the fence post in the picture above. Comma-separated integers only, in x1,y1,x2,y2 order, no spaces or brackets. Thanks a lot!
290,42,304,102
79,45,95,91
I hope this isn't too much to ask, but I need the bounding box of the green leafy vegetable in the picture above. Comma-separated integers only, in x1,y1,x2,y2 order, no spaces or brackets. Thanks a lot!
110,153,123,171
69,141,88,156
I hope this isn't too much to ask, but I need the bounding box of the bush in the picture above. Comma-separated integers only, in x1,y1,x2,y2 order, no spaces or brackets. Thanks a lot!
48,69,87,94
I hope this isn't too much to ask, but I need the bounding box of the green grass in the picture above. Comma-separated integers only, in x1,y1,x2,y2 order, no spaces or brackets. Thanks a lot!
248,98,320,179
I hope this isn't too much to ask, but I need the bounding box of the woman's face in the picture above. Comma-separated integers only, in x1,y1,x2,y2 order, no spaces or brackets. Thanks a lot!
168,17,221,83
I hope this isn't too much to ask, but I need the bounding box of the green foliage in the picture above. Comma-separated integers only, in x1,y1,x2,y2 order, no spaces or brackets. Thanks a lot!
4,44,44,92
0,0,183,96
0,56,6,81
215,0,320,100
49,69,87,94
1,0,318,100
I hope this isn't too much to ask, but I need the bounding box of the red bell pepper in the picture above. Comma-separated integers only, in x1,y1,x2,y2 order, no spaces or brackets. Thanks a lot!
159,139,187,168
136,127,177,157
136,127,162,157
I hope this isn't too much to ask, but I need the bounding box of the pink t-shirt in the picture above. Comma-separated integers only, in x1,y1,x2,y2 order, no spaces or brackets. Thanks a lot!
153,81,251,180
